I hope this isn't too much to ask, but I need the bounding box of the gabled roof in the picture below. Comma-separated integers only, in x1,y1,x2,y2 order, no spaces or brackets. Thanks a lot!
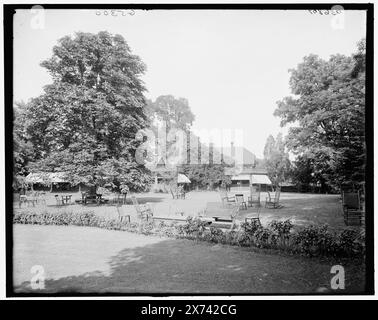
215,146,256,166
224,167,268,176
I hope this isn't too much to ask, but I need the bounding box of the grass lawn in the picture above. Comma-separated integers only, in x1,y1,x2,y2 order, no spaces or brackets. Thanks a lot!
14,190,352,230
13,225,365,294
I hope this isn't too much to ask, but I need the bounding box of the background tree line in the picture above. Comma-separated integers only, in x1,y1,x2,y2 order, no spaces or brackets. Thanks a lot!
266,39,366,193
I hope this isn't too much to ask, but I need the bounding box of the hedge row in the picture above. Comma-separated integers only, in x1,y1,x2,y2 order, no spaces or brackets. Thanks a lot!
13,211,365,258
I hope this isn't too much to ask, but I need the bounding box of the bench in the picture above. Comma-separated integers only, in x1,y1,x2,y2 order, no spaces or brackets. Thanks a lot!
152,216,188,222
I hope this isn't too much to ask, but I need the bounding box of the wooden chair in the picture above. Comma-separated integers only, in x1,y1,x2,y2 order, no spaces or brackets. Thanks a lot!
54,194,62,206
19,194,36,207
342,192,363,226
235,194,247,210
245,206,262,226
248,189,261,207
36,192,47,205
265,188,282,209
131,196,153,221
116,204,131,223
219,190,235,206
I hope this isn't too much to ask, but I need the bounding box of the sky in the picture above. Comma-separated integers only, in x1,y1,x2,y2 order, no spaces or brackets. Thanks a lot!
14,9,366,158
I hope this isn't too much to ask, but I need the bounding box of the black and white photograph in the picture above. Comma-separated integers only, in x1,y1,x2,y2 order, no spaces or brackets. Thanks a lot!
2,3,373,298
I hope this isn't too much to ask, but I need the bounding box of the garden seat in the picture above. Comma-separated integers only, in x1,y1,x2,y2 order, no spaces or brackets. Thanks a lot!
219,190,235,206
131,196,153,221
116,204,131,223
248,187,261,207
265,188,282,209
19,194,36,207
245,206,262,226
342,192,363,226
235,194,247,210
152,216,188,222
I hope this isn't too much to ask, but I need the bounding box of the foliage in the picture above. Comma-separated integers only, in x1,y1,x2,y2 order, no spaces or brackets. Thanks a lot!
16,31,153,192
178,164,231,190
293,225,337,256
14,212,365,259
263,133,292,187
274,39,366,191
13,101,35,189
146,95,195,132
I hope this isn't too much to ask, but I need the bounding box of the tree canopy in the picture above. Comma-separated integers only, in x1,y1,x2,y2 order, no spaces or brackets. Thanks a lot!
274,39,366,191
263,133,291,188
16,31,153,191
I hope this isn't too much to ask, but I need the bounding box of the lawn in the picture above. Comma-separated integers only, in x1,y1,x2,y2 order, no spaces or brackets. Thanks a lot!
13,225,365,294
14,189,350,230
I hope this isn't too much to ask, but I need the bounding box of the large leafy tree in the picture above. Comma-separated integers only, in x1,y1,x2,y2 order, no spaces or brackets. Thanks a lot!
263,133,291,188
13,101,34,189
274,39,366,191
146,95,196,167
146,95,195,132
21,31,153,191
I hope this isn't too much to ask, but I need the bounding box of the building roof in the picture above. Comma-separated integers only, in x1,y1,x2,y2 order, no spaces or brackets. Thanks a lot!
230,174,272,185
224,167,268,176
215,146,256,166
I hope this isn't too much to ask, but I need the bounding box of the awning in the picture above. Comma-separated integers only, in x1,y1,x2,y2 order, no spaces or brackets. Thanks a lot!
177,173,191,184
25,172,69,184
251,174,272,185
231,174,250,181
230,174,272,184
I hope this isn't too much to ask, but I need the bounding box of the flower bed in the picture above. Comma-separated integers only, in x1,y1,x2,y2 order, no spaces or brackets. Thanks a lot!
13,211,365,258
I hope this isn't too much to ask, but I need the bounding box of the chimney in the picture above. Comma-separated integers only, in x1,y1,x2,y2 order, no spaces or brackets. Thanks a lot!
231,142,235,159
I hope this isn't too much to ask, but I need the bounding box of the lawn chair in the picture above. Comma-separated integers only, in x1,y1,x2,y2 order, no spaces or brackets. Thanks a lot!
54,194,63,206
131,196,153,221
235,194,247,210
245,206,262,226
36,192,47,205
19,194,36,207
248,189,261,207
219,190,235,206
265,188,282,209
116,204,131,223
342,192,363,226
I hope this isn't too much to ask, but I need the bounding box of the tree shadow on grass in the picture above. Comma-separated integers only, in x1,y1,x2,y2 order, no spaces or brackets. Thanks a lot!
14,237,366,295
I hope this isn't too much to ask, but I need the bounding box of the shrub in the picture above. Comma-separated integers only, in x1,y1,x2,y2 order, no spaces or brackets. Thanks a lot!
253,227,278,248
268,220,293,236
13,211,365,259
293,225,337,256
337,229,365,257
268,220,294,249
241,220,263,235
